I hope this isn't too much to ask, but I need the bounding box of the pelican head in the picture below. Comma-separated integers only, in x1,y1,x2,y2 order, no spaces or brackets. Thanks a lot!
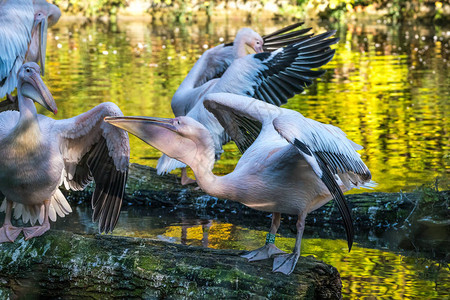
32,0,61,76
234,28,264,57
18,62,57,114
105,116,214,167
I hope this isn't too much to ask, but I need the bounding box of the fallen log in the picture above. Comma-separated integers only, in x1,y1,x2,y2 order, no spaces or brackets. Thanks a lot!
0,231,341,299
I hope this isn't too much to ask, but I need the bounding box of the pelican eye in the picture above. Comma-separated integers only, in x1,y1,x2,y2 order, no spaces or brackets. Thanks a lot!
26,68,31,73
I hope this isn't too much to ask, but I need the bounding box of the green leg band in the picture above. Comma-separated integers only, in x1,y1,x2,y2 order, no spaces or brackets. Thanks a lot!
265,233,276,245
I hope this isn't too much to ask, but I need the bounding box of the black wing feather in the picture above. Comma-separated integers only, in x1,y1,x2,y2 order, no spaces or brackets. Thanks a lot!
70,138,128,234
293,139,354,251
204,100,263,154
249,30,338,108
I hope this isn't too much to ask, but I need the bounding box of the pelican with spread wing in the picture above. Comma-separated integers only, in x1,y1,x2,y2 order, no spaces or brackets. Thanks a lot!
106,93,373,275
160,27,339,185
171,22,312,117
0,63,129,242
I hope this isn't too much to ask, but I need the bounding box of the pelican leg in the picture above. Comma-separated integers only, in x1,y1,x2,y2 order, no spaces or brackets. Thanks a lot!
241,212,285,261
23,200,50,240
181,167,196,185
0,200,22,243
272,213,307,275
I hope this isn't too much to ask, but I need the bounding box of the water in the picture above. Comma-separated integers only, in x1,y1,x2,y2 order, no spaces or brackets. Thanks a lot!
53,205,449,299
42,18,450,193
36,17,450,298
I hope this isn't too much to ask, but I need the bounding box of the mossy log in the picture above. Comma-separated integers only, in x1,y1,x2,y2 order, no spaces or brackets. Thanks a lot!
0,231,341,299
0,98,18,112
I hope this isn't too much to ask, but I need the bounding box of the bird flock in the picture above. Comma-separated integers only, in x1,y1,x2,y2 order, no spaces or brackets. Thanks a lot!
0,0,373,275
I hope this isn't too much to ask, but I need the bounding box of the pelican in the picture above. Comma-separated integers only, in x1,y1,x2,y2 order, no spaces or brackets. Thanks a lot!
105,93,373,275
159,29,339,185
171,22,312,117
0,0,60,100
0,62,129,242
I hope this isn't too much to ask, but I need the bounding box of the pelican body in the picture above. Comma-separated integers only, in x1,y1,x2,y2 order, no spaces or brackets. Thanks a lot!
106,93,373,275
0,63,129,242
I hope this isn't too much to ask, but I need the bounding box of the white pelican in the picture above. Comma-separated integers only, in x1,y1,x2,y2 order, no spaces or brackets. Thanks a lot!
171,22,312,117
0,62,129,242
105,93,372,275
0,0,60,100
159,29,339,185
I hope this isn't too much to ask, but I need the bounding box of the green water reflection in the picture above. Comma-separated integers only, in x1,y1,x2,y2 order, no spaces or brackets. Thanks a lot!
41,19,450,192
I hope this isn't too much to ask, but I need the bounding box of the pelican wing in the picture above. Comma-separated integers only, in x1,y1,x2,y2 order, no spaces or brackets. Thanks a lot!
213,31,338,113
262,22,315,51
246,30,338,106
204,95,263,153
199,23,314,89
192,45,235,89
0,0,34,97
203,31,338,152
54,102,130,233
273,111,372,251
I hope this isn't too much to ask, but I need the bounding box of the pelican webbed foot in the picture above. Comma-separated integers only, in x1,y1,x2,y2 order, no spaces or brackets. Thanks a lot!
0,225,22,243
241,243,286,261
23,222,50,240
272,213,306,275
272,252,300,275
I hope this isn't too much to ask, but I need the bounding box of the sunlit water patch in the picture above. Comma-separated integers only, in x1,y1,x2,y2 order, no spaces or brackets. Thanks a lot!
52,205,449,299
36,18,450,193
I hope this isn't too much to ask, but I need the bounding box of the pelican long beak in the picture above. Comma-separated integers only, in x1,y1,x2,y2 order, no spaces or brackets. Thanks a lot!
105,116,178,147
105,116,196,163
105,116,177,135
20,70,57,114
33,16,48,76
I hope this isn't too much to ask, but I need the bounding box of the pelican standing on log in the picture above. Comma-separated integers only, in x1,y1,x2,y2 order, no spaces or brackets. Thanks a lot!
0,0,60,100
0,63,129,242
106,93,373,275
159,28,339,185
